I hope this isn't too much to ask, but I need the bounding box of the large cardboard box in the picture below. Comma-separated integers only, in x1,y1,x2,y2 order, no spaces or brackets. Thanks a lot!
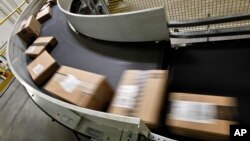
108,70,168,128
25,36,57,58
166,92,238,141
36,6,52,24
44,66,114,110
16,15,41,45
27,51,59,86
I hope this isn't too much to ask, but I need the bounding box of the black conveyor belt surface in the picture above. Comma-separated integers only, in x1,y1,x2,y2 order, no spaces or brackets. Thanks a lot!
40,5,169,88
170,40,250,125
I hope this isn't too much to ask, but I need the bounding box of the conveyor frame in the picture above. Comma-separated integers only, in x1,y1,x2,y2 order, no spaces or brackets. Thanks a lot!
6,0,174,141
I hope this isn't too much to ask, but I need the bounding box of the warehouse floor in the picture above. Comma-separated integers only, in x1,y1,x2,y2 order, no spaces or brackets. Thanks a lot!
0,79,79,141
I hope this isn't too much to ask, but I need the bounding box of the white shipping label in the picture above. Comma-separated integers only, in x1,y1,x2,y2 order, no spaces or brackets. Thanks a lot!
112,85,139,109
59,75,81,93
32,64,44,75
170,100,217,124
26,46,36,53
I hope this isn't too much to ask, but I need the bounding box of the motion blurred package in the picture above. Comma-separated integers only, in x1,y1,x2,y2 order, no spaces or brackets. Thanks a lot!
108,70,168,128
166,92,238,140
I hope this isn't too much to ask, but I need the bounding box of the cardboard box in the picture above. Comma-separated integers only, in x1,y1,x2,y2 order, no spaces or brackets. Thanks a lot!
45,0,57,5
40,3,51,11
36,6,52,24
39,0,56,12
166,92,238,140
44,66,114,110
27,51,59,86
16,15,41,45
33,36,57,47
25,36,57,58
108,70,168,128
25,46,46,59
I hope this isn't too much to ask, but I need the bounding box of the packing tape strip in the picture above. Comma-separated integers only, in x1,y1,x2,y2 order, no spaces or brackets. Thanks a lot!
32,42,49,46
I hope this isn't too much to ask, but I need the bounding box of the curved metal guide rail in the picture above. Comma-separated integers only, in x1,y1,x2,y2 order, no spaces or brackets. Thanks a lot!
57,0,169,42
7,0,174,140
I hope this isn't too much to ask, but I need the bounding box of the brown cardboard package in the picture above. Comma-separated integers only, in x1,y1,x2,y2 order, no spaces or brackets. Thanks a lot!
39,0,56,12
33,36,57,47
25,36,57,58
36,6,52,23
16,15,41,45
27,51,59,86
166,92,238,141
25,46,46,59
45,0,57,5
108,70,168,128
40,3,51,11
44,66,114,110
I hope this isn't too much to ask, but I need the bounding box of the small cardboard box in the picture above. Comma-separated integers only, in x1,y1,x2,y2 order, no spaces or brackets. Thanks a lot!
45,0,57,6
25,36,57,58
27,51,59,86
36,6,52,24
166,92,238,141
108,70,168,128
16,15,41,45
44,66,114,110
25,46,46,59
33,36,57,47
40,3,51,11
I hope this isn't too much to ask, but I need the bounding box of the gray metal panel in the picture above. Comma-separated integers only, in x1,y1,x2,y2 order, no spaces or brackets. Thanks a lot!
57,0,169,42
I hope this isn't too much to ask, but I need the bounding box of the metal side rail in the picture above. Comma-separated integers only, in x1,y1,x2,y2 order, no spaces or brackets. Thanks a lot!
148,133,176,141
170,26,250,38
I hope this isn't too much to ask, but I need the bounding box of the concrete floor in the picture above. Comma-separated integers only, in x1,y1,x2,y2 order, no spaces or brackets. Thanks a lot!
0,79,80,141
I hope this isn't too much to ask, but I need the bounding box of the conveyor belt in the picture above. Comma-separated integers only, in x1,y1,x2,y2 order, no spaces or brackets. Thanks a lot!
7,1,172,141
170,40,250,125
40,5,168,88
12,1,250,141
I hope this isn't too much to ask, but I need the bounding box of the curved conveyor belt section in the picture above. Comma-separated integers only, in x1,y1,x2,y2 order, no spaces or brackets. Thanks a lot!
57,0,169,42
7,0,173,141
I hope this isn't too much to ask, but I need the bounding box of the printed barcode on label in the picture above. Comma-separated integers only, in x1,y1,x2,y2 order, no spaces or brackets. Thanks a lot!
113,85,139,108
32,64,44,75
170,100,217,124
27,46,36,53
